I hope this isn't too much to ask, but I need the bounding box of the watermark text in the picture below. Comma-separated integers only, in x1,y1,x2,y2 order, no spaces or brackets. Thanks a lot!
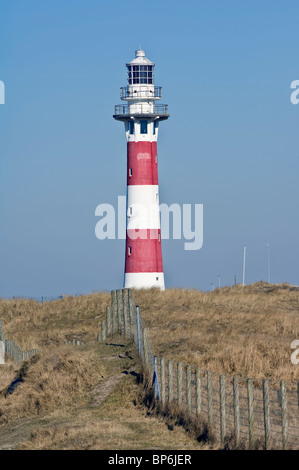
290,80,299,105
0,80,5,104
291,340,299,365
95,196,203,251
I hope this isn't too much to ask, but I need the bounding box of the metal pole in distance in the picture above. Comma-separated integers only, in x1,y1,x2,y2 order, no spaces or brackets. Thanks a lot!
266,243,271,284
243,245,246,286
280,381,288,450
263,379,271,450
136,306,141,356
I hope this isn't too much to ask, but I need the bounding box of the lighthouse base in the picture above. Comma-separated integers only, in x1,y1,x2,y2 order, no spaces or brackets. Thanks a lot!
124,272,165,291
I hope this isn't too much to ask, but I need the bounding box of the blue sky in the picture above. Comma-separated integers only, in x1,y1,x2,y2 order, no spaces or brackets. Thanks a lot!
0,0,298,298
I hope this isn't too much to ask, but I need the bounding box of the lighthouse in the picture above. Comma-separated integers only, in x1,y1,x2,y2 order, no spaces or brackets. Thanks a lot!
113,49,169,290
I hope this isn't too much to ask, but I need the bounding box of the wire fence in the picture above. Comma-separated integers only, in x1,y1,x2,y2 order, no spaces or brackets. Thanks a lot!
98,289,299,450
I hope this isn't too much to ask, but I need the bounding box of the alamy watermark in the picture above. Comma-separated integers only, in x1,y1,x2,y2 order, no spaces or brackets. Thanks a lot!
291,340,299,365
290,80,299,105
0,80,5,104
95,196,203,251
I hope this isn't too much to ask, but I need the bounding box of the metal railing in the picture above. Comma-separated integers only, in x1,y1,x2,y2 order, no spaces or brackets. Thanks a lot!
114,103,168,116
120,86,162,100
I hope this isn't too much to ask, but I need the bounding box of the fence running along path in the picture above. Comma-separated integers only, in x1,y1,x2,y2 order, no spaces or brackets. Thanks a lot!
0,320,39,364
98,289,299,450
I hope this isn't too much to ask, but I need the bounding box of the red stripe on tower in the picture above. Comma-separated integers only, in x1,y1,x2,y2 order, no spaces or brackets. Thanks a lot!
127,141,158,186
125,229,163,273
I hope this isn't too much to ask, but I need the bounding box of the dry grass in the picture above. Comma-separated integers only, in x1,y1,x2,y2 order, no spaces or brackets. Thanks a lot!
3,282,298,383
0,292,110,419
132,282,299,383
136,367,218,446
0,340,205,450
0,292,110,350
0,286,206,449
0,359,17,394
0,281,298,449
0,345,105,425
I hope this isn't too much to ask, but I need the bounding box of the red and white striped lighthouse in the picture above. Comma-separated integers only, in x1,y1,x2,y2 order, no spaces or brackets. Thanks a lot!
113,49,169,290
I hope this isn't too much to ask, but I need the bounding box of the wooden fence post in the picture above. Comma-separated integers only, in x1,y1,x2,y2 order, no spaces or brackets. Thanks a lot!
280,381,288,450
122,289,129,338
233,377,240,447
128,289,135,340
116,290,123,335
263,379,271,450
111,290,117,334
142,328,149,366
168,360,173,402
196,368,201,416
106,306,112,336
207,371,213,427
177,362,183,407
219,375,226,443
186,365,192,414
160,357,165,406
101,320,107,342
247,378,254,448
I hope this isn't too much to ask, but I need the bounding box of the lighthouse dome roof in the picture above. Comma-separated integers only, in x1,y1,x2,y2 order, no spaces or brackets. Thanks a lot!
126,50,155,67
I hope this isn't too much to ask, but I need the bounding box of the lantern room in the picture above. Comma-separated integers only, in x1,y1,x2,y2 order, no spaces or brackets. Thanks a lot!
126,50,154,85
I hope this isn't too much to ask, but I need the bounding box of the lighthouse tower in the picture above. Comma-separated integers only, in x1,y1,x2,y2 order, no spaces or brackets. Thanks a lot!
113,49,169,290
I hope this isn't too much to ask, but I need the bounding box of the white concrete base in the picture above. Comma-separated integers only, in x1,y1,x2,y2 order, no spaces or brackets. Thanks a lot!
124,272,165,291
0,340,5,364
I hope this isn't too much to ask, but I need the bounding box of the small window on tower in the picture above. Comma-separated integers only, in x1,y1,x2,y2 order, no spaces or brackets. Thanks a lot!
129,121,134,135
129,168,133,177
140,120,148,134
128,246,132,256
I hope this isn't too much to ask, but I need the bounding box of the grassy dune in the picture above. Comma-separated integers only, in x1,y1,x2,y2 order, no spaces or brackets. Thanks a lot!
133,282,299,383
0,291,110,349
0,340,205,450
0,292,110,396
0,282,298,449
0,293,205,449
1,281,298,384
